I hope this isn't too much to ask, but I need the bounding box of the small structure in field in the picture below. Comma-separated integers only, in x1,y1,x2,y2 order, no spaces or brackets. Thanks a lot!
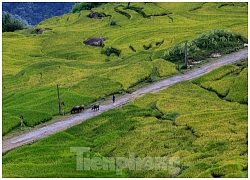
83,37,107,46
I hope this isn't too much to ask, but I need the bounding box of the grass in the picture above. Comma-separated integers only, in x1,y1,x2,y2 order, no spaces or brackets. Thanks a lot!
2,2,248,135
2,3,248,177
226,67,248,103
2,60,248,177
192,65,239,85
152,59,177,77
200,77,236,97
192,63,248,104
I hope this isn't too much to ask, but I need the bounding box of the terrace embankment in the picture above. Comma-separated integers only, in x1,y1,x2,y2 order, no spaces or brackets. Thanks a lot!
2,48,248,154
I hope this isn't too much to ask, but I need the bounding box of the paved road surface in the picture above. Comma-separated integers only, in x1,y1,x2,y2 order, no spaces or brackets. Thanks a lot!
2,48,248,154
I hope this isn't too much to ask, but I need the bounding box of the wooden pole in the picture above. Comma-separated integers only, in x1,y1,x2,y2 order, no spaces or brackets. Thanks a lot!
185,41,188,68
57,84,61,115
20,115,23,130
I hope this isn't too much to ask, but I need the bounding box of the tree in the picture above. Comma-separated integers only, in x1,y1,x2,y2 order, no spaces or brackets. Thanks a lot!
2,11,24,32
72,2,107,13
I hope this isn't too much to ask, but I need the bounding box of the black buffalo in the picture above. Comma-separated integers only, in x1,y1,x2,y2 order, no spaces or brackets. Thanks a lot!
71,106,80,114
91,104,99,111
71,105,85,114
79,105,85,111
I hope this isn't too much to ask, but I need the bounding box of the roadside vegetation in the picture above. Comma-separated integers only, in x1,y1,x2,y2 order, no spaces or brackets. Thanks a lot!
162,29,247,63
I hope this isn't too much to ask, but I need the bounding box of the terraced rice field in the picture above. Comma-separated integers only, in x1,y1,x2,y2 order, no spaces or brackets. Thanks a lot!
2,60,248,177
2,2,248,177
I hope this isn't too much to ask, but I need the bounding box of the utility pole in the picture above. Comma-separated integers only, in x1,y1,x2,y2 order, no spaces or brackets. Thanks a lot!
57,84,61,115
20,115,24,130
184,41,188,68
127,2,130,8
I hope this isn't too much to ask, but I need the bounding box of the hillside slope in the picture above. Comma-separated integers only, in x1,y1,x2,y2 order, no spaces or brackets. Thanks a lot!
3,49,247,154
2,60,248,177
2,2,248,178
2,2,248,136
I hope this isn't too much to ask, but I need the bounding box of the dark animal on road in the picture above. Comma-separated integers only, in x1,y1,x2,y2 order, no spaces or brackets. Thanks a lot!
71,106,80,114
91,104,99,111
79,105,85,111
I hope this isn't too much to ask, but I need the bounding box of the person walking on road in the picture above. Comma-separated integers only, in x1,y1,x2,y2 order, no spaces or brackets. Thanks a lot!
61,101,65,115
112,95,116,103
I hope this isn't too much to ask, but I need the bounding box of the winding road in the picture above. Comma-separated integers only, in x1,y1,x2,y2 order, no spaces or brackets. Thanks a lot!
2,48,248,154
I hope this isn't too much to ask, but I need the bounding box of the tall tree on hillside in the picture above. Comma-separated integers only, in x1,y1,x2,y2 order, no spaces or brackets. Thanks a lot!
2,11,24,32
72,2,107,13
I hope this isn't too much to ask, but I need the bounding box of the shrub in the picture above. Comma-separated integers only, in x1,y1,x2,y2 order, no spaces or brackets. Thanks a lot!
72,3,106,13
2,12,24,32
162,29,247,62
105,47,121,57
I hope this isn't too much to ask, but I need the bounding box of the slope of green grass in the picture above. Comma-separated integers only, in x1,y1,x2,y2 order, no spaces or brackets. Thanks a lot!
226,67,248,103
192,63,248,104
2,62,248,178
200,77,236,97
2,2,248,135
192,65,239,85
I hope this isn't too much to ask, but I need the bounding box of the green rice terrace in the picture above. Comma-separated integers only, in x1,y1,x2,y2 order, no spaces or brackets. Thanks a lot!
2,2,248,178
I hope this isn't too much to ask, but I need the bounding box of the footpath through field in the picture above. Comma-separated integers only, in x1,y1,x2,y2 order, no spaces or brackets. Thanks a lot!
2,48,248,154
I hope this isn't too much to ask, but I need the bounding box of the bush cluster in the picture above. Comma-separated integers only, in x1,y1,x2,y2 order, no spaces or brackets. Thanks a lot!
72,2,107,13
105,47,121,57
2,12,24,32
162,29,248,62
